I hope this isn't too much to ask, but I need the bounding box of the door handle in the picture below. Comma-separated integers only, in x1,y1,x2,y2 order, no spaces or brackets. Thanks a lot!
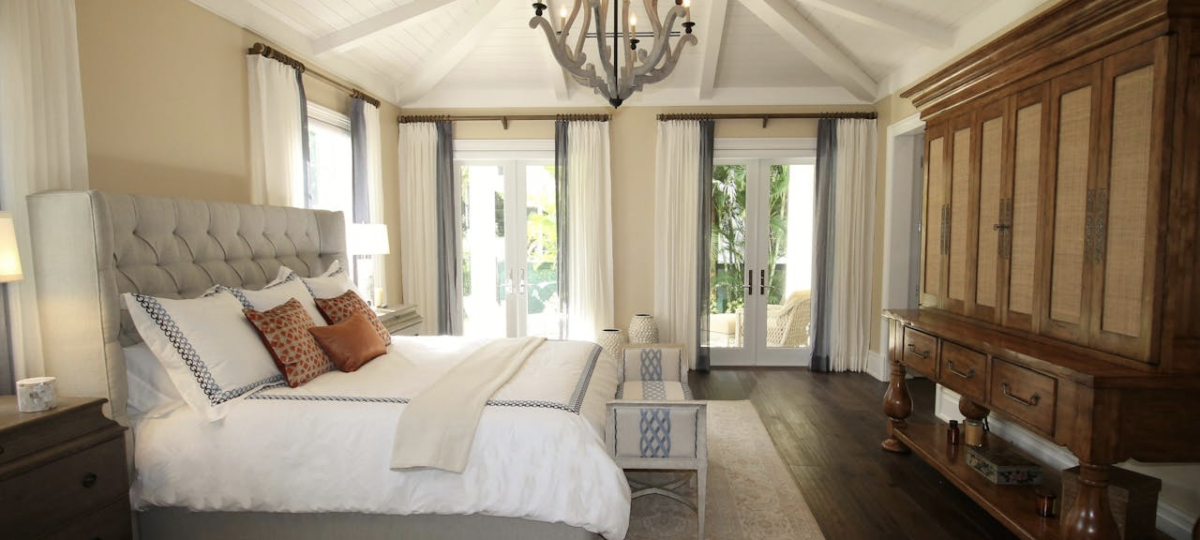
744,269,753,296
518,268,526,295
760,269,767,295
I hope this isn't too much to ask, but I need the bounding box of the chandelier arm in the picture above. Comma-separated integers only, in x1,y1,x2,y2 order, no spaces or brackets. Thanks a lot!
629,6,687,78
573,0,591,59
591,0,619,97
622,0,635,82
645,0,663,34
631,33,696,88
530,17,589,71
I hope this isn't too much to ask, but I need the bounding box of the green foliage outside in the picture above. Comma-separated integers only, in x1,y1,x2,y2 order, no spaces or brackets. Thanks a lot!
710,164,791,314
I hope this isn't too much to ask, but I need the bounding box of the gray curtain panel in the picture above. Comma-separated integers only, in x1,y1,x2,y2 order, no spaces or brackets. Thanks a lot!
810,118,838,373
435,121,462,335
554,120,570,339
296,71,313,209
349,97,370,224
696,119,715,372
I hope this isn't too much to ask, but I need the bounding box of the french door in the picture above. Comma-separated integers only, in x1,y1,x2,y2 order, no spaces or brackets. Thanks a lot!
708,158,815,366
457,160,561,339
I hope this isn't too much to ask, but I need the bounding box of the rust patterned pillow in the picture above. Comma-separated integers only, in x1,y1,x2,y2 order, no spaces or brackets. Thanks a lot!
314,290,391,347
244,298,333,387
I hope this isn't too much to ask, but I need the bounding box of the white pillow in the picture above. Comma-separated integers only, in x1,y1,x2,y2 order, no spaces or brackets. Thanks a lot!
220,271,326,326
124,342,183,417
279,260,358,301
124,290,283,421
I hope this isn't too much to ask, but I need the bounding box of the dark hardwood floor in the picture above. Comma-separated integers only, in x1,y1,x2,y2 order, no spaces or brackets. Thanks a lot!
689,368,1020,540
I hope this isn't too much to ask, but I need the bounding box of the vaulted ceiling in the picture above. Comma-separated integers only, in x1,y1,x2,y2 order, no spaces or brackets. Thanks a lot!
191,0,1054,108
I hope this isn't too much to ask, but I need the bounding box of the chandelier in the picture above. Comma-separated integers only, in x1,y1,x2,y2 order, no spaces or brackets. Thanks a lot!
530,0,698,108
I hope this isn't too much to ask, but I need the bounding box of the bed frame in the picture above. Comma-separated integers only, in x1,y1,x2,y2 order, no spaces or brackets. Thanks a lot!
27,190,599,540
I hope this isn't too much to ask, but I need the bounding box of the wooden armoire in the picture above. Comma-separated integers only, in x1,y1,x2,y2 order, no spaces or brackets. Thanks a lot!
881,1,1200,539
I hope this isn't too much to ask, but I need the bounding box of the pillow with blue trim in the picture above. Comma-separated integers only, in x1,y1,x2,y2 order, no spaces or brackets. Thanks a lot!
276,261,359,301
218,270,326,327
124,290,284,422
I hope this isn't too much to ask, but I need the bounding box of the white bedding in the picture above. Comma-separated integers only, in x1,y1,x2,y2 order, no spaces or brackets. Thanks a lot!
131,336,630,540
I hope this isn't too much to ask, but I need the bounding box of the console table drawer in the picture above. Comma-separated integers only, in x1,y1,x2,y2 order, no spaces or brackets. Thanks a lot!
989,359,1057,435
939,342,986,402
902,327,939,376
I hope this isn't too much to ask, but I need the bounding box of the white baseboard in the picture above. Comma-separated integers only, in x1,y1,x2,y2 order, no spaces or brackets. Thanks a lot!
866,351,889,382
934,386,1198,540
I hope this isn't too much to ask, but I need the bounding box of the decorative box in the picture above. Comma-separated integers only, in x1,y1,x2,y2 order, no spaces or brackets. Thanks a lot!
967,445,1043,485
1062,466,1161,540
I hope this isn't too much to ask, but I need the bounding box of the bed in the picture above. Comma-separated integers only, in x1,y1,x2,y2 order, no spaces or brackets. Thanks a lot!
26,190,628,540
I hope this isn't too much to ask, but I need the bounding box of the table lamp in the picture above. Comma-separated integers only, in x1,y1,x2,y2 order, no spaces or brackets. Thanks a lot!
0,211,23,395
347,223,390,307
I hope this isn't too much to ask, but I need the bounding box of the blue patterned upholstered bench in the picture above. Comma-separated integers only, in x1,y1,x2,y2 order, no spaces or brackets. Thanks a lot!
606,344,707,540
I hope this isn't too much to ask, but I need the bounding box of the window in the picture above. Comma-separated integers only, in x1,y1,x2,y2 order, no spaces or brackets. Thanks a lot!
304,102,378,301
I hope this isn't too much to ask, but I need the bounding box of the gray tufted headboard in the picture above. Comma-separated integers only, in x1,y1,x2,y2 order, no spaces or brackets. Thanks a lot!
27,190,347,425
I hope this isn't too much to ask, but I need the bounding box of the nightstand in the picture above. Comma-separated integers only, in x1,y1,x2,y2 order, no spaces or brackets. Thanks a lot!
0,396,130,539
374,303,423,336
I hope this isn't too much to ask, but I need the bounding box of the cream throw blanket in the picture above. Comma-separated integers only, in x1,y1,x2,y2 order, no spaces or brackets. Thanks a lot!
391,337,545,472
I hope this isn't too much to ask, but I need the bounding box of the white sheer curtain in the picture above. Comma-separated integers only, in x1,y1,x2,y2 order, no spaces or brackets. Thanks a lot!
398,123,439,334
564,121,614,341
829,119,877,372
363,102,387,303
247,55,304,207
653,121,701,368
0,0,90,383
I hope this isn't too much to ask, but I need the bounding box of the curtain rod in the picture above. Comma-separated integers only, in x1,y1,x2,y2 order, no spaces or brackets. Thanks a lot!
398,114,610,130
248,43,382,109
657,112,877,128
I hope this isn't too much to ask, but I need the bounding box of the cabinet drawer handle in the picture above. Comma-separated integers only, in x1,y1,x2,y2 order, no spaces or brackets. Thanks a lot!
1000,383,1040,407
906,343,931,360
82,472,98,488
946,360,975,379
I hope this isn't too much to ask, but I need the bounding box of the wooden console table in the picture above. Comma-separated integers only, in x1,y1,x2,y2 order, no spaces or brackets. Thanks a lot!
882,310,1200,540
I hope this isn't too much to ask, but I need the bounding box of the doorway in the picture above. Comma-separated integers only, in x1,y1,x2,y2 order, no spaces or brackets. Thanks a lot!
457,160,561,339
879,114,926,379
707,158,815,367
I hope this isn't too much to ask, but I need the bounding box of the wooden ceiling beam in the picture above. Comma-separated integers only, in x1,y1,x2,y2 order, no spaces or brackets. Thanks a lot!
312,0,447,55
398,0,507,104
796,0,954,49
740,0,878,101
697,0,730,100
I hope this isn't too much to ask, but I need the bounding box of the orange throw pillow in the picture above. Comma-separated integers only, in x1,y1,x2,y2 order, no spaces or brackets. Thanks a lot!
314,290,391,346
308,313,388,372
243,298,333,387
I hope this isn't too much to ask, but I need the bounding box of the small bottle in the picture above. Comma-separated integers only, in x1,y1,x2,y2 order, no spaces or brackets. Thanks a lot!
947,420,961,445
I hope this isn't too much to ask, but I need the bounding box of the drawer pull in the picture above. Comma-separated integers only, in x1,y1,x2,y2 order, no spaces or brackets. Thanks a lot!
946,360,975,379
1000,383,1040,407
906,343,931,360
82,472,98,488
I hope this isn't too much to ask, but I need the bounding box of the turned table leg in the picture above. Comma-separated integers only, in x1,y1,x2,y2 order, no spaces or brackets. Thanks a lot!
1061,463,1121,540
882,356,912,453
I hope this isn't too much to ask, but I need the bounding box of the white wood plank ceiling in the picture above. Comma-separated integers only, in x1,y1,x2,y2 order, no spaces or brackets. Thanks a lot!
190,0,1033,108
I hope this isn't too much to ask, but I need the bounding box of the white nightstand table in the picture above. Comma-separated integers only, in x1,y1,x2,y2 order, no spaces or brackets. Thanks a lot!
374,304,423,336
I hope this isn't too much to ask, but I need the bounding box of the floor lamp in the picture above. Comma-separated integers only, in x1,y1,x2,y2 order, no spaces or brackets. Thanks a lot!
0,211,24,394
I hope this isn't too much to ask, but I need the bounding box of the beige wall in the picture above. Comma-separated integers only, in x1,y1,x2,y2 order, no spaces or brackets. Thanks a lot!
407,105,873,331
870,92,919,354
75,0,404,306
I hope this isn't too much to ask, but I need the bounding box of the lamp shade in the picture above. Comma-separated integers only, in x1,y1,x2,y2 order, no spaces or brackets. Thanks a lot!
347,223,390,256
0,212,23,282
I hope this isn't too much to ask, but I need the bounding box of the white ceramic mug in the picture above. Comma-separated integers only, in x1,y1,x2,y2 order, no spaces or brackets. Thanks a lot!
17,376,58,412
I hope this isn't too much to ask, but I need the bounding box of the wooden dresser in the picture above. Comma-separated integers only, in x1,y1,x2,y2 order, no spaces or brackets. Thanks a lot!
882,1,1200,539
0,397,130,540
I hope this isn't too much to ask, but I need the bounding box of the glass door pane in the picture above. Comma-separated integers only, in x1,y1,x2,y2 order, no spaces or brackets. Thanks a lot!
461,164,509,339
708,163,749,356
765,164,814,349
523,164,561,339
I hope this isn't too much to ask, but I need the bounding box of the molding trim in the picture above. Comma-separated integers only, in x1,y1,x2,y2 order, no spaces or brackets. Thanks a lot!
866,350,889,382
934,385,1199,540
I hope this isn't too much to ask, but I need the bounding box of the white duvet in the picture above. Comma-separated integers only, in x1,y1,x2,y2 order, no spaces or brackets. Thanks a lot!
131,336,631,540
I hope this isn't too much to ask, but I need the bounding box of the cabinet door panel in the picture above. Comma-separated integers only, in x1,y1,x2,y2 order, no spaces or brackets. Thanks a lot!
921,131,947,307
1092,39,1168,362
1004,86,1049,332
946,120,973,312
974,106,1005,321
1044,64,1101,345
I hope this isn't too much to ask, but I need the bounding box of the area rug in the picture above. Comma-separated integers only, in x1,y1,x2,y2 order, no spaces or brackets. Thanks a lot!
626,400,825,540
